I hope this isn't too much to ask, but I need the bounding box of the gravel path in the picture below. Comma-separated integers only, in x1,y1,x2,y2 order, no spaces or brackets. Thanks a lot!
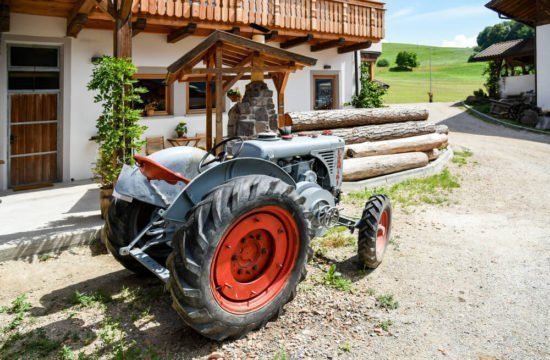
1,104,549,359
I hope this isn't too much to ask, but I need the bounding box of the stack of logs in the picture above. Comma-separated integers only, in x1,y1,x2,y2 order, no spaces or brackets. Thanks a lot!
286,106,449,182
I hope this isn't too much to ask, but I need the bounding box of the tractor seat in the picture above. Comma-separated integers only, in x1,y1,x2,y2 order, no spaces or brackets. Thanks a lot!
134,155,190,185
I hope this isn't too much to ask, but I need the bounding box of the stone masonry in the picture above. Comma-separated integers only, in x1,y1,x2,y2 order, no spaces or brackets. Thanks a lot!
227,81,278,137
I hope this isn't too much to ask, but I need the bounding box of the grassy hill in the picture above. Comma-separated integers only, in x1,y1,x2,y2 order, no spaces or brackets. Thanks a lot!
376,43,486,104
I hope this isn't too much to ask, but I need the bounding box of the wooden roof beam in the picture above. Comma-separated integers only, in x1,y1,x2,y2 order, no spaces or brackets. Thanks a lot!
168,23,198,43
311,38,344,52
265,31,279,42
132,18,147,37
97,0,116,20
117,0,133,21
338,41,372,54
280,34,314,49
0,4,9,33
67,0,101,37
225,27,240,35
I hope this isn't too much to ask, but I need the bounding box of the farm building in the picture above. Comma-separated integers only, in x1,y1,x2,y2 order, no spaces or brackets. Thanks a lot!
0,0,384,191
485,0,550,111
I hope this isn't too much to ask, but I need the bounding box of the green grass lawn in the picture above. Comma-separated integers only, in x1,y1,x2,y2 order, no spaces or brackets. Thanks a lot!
376,43,486,104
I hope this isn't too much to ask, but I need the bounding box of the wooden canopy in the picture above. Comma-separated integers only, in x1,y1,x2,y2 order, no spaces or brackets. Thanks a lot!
486,0,550,26
166,30,317,150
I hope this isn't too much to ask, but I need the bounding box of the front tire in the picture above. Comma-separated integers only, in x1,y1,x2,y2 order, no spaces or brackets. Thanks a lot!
167,175,310,341
357,195,392,269
104,199,171,275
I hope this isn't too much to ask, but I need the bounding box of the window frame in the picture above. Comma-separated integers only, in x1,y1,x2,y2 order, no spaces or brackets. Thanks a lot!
312,74,338,110
133,73,172,117
186,81,220,114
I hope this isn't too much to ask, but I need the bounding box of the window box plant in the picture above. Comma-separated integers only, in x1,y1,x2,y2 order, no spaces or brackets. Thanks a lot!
144,102,157,116
87,56,147,218
227,87,241,102
175,121,188,138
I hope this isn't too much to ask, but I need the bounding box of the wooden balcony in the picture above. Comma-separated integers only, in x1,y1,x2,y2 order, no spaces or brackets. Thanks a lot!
7,0,384,47
130,0,385,42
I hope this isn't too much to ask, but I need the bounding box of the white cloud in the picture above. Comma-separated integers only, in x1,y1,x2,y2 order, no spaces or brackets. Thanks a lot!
442,35,477,48
387,7,415,21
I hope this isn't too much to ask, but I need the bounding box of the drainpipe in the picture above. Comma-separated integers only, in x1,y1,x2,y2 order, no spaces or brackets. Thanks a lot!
354,51,360,97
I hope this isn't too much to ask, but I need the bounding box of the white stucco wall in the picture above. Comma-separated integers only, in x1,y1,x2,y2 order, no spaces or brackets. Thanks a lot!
537,24,550,112
499,74,535,97
1,13,361,190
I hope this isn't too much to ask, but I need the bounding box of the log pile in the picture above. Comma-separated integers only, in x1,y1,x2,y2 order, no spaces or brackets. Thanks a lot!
290,107,449,182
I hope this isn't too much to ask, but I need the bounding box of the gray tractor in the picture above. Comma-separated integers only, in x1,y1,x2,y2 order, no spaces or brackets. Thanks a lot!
105,133,392,340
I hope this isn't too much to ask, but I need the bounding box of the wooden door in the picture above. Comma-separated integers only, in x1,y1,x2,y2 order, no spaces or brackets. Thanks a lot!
9,93,59,187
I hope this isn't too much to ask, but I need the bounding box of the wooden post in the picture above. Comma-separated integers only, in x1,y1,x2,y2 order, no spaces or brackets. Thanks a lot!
369,61,375,81
206,52,214,150
113,0,133,58
273,72,290,127
215,45,224,149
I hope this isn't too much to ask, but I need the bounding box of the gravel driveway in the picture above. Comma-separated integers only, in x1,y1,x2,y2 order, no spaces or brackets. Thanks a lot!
1,103,549,359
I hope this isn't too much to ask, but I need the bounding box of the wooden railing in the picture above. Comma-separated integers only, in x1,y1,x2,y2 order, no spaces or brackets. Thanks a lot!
132,0,385,39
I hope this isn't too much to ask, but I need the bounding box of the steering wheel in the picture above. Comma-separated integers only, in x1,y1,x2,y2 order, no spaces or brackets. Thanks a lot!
198,136,245,173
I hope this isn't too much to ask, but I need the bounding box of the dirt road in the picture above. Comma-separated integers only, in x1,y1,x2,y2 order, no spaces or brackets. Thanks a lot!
1,104,549,359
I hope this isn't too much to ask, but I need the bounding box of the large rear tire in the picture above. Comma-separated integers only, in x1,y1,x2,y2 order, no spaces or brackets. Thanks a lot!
104,199,171,275
357,195,392,269
167,175,310,341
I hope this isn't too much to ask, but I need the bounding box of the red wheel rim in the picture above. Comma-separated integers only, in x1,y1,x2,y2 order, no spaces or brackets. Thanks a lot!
376,210,389,258
210,206,300,314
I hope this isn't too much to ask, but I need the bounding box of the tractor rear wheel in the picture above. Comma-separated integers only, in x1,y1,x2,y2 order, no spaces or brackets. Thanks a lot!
357,195,392,269
104,199,171,275
167,175,310,341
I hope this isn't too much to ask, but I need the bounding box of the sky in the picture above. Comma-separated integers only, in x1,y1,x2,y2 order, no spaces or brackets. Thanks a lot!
383,0,504,47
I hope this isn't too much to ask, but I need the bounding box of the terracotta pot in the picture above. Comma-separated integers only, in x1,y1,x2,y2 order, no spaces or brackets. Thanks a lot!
177,132,186,138
100,187,113,220
228,94,241,102
146,108,155,117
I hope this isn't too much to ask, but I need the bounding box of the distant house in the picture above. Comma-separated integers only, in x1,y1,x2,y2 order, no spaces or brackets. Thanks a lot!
485,0,550,111
471,38,535,98
0,0,385,191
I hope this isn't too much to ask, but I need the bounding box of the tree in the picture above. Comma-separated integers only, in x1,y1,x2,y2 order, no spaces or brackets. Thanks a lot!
476,21,534,52
350,62,387,108
394,51,418,71
377,58,390,67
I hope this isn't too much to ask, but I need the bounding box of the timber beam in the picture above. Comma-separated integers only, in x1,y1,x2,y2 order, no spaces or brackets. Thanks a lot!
265,31,279,42
168,23,198,43
311,38,344,52
67,13,89,37
132,18,147,37
0,4,9,32
226,27,240,35
191,66,297,74
67,0,101,37
97,0,116,20
280,34,313,49
337,41,372,54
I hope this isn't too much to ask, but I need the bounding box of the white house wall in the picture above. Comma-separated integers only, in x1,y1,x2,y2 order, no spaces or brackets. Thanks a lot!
537,24,550,112
1,13,360,190
499,74,536,97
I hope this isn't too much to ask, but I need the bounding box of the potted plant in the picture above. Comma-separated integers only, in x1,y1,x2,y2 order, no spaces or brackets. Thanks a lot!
144,102,157,116
227,87,241,102
175,121,188,138
87,56,147,218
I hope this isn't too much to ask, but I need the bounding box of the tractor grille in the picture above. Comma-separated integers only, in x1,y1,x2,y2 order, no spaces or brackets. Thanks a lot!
317,150,337,175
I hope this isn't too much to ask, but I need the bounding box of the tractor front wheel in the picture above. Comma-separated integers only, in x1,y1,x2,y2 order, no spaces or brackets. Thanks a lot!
167,175,310,341
357,195,392,269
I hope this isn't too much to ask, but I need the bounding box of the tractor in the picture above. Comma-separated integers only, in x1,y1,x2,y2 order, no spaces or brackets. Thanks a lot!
104,132,392,341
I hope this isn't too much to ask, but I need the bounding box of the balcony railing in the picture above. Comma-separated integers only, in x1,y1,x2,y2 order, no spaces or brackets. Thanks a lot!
132,0,385,39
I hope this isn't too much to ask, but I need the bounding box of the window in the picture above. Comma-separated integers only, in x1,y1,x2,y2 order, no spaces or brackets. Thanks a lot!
7,45,60,91
187,82,217,113
313,75,337,110
134,74,171,116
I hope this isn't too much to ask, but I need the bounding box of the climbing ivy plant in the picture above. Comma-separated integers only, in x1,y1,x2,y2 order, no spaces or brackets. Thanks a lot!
350,62,387,109
87,56,147,188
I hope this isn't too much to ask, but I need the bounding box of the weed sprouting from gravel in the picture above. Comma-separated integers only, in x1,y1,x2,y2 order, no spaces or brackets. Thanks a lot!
379,320,393,331
346,168,460,207
272,348,290,360
317,226,356,248
389,234,401,251
323,265,352,292
376,294,399,310
367,287,376,296
452,149,473,166
339,341,352,352
71,290,112,308
3,294,32,330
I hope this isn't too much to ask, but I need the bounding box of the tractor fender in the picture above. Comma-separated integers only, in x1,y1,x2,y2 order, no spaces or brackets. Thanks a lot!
163,157,296,223
113,146,207,208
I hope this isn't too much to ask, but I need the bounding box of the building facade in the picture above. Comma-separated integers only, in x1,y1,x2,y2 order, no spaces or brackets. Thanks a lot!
0,0,384,191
